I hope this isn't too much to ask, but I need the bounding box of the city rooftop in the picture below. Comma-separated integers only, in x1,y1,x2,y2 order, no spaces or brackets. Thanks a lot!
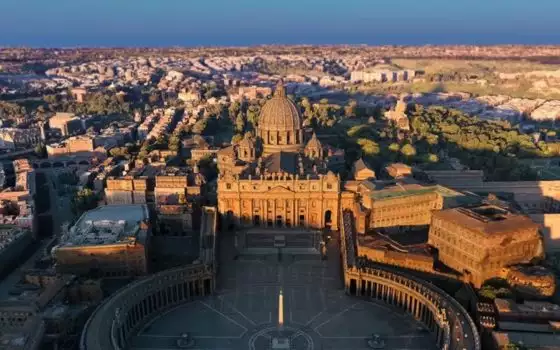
58,205,149,247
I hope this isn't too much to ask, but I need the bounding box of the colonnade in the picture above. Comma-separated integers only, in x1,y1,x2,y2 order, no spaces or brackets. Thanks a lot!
340,209,480,350
347,273,447,348
112,277,212,349
81,265,214,350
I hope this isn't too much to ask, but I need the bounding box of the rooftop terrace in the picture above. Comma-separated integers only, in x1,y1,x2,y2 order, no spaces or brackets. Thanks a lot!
59,205,149,247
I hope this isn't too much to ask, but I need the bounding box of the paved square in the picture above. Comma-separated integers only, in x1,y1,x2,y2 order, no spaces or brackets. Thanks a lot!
130,232,436,350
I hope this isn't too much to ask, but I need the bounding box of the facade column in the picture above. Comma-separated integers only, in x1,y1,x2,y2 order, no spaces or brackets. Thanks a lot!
264,200,268,227
305,199,310,228
258,200,263,227
119,326,126,348
292,199,296,228
358,279,362,296
131,306,137,326
273,200,277,227
407,294,412,313
430,311,434,331
428,311,434,331
139,301,145,321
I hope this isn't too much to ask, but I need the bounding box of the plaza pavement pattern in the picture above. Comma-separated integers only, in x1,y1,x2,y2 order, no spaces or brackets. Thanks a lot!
129,234,436,350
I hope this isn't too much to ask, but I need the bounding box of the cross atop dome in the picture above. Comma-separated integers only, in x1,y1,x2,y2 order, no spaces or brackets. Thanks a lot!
274,80,286,98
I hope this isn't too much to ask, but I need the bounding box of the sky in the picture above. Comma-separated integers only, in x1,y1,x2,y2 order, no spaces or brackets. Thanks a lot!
1,0,560,47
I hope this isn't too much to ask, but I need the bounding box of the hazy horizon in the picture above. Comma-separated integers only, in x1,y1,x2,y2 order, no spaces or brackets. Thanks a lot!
2,0,560,47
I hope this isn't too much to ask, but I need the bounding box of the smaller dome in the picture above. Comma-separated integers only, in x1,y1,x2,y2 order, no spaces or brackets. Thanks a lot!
306,133,322,149
239,134,255,148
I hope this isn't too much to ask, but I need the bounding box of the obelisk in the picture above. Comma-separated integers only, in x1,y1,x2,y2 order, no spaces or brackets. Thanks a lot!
278,288,284,330
272,288,290,349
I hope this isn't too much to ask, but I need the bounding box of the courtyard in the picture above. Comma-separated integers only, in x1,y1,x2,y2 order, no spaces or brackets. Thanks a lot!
129,232,436,350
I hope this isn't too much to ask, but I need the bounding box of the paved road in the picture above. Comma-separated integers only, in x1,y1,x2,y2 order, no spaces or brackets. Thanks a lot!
37,168,75,236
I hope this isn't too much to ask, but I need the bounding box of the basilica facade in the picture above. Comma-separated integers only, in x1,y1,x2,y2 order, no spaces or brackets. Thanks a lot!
217,82,343,231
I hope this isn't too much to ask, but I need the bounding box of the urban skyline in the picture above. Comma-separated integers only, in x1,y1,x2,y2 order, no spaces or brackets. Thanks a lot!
2,0,560,47
2,2,560,349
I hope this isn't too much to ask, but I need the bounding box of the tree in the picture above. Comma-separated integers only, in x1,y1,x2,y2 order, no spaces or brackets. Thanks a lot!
71,188,98,215
357,138,380,157
388,143,400,153
400,144,417,158
347,125,374,139
344,99,358,117
192,119,207,135
231,134,243,144
235,112,245,133
229,101,240,119
43,95,58,105
168,135,181,152
246,105,260,127
34,143,47,158
426,153,439,163
109,147,129,158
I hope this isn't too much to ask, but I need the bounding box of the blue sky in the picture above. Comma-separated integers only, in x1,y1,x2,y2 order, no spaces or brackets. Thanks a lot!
1,0,559,47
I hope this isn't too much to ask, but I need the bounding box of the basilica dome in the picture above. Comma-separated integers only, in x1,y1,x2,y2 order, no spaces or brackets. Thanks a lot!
259,83,302,132
258,81,304,155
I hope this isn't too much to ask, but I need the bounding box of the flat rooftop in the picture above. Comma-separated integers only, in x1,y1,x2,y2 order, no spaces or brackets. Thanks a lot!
58,205,149,247
495,298,560,315
369,184,437,200
434,204,538,235
492,330,560,349
358,229,432,257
